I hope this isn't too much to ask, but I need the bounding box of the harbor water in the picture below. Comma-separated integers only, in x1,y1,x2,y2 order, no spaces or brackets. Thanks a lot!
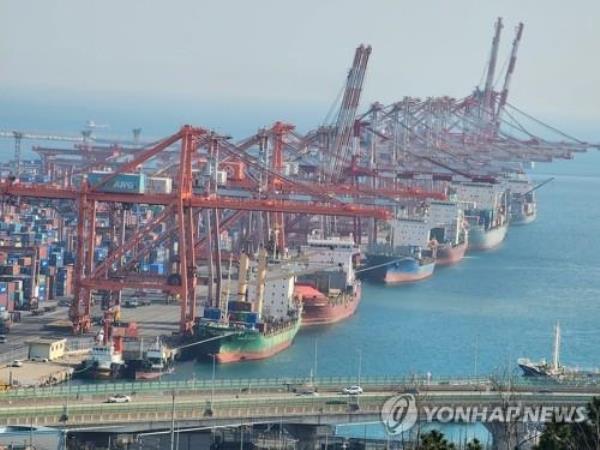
175,150,600,380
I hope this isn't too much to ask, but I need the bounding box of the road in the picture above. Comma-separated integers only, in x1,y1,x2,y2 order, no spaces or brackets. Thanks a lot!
1,377,600,429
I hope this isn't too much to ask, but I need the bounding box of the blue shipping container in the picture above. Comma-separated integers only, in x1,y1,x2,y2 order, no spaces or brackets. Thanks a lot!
87,172,146,194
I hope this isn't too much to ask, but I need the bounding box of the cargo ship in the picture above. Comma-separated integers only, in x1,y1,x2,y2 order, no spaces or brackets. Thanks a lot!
362,217,436,283
295,232,361,326
518,323,600,380
505,175,554,226
427,201,468,266
453,182,509,251
193,248,302,363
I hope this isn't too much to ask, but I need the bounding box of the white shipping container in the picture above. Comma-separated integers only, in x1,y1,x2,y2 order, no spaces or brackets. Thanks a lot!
216,170,227,185
147,177,173,194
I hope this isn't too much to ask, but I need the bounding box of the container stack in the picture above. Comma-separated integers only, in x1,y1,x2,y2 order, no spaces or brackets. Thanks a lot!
0,204,77,310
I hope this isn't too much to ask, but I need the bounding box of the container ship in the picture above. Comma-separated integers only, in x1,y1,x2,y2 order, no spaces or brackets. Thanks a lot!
505,175,555,226
295,231,361,326
454,182,509,251
193,248,302,363
427,201,468,266
362,218,436,284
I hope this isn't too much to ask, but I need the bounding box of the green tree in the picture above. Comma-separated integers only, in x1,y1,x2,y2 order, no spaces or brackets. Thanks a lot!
419,430,456,450
466,438,483,450
535,397,600,450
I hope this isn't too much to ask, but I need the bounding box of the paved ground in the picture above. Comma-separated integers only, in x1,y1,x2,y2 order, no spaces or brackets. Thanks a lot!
0,290,191,362
0,359,80,387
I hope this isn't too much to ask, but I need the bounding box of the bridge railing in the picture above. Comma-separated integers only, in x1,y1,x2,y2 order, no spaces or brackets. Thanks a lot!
1,374,597,400
0,375,492,399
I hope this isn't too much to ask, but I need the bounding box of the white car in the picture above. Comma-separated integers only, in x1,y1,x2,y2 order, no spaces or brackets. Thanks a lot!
106,394,132,403
11,360,23,368
30,356,49,363
342,385,363,395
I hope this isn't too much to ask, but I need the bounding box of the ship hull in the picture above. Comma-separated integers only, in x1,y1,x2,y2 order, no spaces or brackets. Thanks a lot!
76,361,124,380
467,222,508,251
518,363,548,377
436,241,468,266
511,211,537,225
301,284,361,326
196,318,301,364
362,254,435,284
135,370,166,381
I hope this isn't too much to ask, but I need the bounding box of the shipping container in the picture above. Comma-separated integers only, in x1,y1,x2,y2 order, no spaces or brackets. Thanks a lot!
88,172,146,194
147,177,173,194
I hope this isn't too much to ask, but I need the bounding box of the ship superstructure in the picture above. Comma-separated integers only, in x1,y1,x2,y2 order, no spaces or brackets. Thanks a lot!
453,182,509,250
427,201,468,265
295,231,361,325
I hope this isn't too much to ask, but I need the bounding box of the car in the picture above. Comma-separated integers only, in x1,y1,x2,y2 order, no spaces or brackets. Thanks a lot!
0,335,6,344
106,394,132,403
342,385,363,395
296,390,319,397
11,360,23,367
31,356,49,363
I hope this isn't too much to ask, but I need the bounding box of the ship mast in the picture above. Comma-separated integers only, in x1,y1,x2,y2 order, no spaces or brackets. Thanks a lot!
552,321,561,371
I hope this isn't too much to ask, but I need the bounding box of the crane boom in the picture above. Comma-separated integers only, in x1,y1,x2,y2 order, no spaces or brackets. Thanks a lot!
329,44,371,180
482,17,504,122
496,22,524,128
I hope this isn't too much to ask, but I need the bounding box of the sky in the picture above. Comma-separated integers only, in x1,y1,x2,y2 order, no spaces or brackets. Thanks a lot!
0,0,599,139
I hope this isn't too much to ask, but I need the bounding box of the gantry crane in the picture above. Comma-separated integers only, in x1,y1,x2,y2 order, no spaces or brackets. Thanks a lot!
0,125,391,336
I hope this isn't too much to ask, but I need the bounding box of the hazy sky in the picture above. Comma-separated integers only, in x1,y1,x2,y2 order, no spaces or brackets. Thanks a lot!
1,0,599,137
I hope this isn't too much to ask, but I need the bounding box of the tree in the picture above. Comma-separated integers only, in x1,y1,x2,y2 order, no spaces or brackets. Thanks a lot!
419,430,456,450
535,397,600,450
466,438,483,450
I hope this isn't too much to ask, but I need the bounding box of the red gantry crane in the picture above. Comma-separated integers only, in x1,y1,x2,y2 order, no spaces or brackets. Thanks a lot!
0,125,391,336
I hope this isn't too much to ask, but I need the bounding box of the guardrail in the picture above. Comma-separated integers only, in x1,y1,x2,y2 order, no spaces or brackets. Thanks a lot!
1,374,599,400
0,376,488,399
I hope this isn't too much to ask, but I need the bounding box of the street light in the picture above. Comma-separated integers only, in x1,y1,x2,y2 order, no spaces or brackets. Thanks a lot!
357,349,362,386
211,353,216,406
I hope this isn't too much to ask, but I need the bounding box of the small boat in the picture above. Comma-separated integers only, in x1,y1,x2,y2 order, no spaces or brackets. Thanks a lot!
134,337,174,380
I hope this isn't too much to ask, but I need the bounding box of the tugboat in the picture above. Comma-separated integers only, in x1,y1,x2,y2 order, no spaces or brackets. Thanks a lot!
77,330,125,379
76,307,137,379
134,337,175,380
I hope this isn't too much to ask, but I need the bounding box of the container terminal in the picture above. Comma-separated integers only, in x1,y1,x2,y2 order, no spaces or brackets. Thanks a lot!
0,18,597,382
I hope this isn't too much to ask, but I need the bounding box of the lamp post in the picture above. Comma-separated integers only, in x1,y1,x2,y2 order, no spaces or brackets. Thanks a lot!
357,349,362,386
211,353,216,407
